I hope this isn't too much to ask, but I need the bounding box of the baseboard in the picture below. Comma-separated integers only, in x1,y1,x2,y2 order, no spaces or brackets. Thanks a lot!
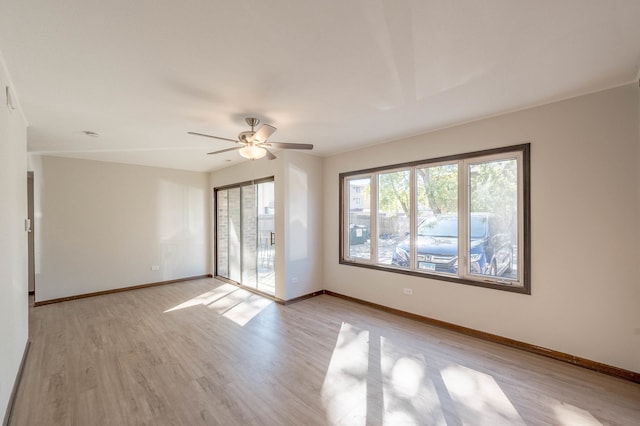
3,340,30,426
324,290,640,384
33,274,213,307
282,290,326,305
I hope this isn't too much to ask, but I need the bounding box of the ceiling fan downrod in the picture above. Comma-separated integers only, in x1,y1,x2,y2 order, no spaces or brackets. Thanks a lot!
245,117,260,132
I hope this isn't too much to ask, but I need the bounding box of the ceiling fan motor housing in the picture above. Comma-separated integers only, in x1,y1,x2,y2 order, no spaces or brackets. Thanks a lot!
238,130,255,143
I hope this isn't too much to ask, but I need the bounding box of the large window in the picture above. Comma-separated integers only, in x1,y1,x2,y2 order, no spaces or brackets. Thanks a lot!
340,144,530,293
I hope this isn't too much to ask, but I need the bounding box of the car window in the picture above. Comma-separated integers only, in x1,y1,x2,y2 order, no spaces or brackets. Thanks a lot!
470,216,487,239
418,215,488,239
418,217,458,237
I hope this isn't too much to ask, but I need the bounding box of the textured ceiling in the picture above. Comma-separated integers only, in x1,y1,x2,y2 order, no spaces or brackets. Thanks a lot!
1,0,639,172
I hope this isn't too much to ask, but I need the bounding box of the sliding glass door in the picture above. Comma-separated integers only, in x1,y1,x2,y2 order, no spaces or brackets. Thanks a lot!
256,181,275,293
216,178,274,295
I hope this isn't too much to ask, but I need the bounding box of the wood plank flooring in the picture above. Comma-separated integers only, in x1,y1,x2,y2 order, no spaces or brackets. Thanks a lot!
10,278,640,425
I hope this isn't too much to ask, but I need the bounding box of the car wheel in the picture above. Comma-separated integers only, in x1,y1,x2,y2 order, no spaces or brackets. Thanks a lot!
504,251,513,274
489,260,498,276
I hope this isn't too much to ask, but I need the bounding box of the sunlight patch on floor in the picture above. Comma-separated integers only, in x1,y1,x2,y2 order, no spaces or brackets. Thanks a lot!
389,356,425,399
381,337,446,426
321,322,369,426
163,283,272,327
551,400,602,425
441,364,526,425
222,294,273,326
206,287,254,314
163,284,238,313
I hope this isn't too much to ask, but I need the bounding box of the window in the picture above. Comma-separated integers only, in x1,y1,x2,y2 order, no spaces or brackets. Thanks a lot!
346,177,371,261
339,144,530,293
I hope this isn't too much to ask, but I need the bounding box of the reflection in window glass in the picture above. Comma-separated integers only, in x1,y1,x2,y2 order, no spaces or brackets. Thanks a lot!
216,190,229,278
468,159,518,279
377,170,410,265
241,184,257,288
225,188,241,282
410,164,458,273
347,177,371,260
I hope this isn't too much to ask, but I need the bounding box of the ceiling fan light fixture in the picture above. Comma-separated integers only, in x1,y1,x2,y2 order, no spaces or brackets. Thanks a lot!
189,117,312,161
239,145,267,160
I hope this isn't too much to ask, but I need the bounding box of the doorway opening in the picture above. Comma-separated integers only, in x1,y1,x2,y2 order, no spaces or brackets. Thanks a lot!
27,171,35,297
215,177,275,295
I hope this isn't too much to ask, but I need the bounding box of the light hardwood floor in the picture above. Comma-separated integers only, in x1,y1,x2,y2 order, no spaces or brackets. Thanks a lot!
10,278,640,425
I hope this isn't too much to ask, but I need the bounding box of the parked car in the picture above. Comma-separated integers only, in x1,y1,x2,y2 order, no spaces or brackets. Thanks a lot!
391,213,512,276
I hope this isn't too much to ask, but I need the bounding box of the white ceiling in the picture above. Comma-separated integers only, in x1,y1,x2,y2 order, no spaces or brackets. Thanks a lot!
1,0,639,172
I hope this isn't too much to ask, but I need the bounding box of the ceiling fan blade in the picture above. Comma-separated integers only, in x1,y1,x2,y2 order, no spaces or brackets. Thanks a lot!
207,147,242,155
188,131,240,144
264,148,277,160
251,124,277,143
265,142,313,150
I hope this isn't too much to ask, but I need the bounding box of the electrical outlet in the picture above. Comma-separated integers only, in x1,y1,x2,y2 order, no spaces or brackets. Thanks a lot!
403,288,413,295
151,265,160,271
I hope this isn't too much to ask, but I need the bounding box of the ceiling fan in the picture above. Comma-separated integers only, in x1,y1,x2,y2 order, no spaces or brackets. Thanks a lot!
188,117,313,160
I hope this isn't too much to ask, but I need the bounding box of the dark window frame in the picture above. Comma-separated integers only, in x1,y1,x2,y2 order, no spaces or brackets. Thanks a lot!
339,144,531,294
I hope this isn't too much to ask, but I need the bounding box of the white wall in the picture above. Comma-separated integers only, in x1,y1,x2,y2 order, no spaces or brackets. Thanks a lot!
0,52,28,421
281,151,324,300
30,156,211,302
210,150,324,301
324,83,640,373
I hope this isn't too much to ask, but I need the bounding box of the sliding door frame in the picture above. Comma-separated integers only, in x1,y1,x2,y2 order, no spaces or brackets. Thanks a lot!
214,176,275,289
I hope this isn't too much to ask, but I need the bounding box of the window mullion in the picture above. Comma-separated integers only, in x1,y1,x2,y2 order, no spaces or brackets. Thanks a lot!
458,160,469,279
517,151,524,283
343,179,349,259
370,173,378,264
410,167,416,270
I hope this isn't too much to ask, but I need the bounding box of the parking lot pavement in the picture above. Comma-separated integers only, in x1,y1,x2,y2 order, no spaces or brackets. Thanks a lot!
347,238,399,264
348,240,519,279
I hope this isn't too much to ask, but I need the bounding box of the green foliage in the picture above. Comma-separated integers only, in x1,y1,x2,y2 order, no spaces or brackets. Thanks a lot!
416,164,458,215
376,165,459,217
375,159,517,230
469,159,517,223
378,170,410,215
